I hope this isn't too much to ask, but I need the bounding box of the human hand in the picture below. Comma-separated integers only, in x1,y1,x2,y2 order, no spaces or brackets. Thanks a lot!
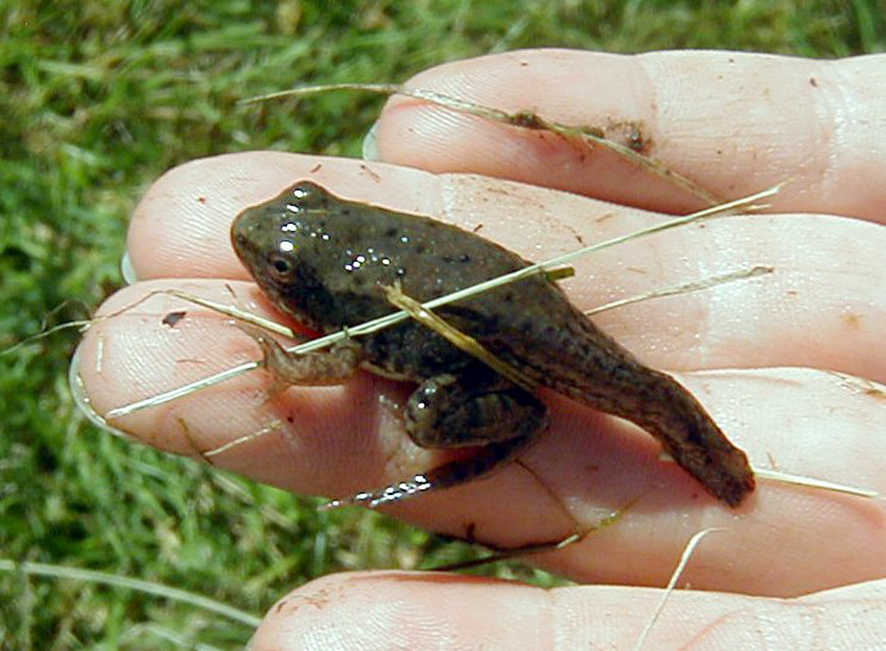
74,49,886,647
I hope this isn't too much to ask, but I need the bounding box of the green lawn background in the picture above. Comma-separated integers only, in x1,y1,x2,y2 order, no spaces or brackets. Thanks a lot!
2,1,883,647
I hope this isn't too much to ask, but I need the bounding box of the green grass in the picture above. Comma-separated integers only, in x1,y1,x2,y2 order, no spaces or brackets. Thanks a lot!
1,0,883,647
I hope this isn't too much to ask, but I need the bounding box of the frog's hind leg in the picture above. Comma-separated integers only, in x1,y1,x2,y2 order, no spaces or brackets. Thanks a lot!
323,435,536,509
324,373,549,509
403,372,548,448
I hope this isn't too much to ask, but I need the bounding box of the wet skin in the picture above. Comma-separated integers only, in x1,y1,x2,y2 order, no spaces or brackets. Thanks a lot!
231,181,755,508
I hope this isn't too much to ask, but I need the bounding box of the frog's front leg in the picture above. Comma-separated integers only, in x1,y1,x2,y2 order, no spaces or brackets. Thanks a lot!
247,328,362,386
327,371,549,509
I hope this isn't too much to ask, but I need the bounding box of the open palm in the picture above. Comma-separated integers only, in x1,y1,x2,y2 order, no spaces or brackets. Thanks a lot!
75,50,886,648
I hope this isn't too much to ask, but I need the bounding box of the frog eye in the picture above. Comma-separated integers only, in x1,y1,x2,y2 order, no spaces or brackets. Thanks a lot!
267,253,294,281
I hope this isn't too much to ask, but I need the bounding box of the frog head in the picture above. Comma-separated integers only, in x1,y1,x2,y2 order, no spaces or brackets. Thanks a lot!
231,180,335,328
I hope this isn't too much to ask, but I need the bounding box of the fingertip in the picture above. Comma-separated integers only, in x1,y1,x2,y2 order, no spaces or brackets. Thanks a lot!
69,336,137,442
362,120,382,161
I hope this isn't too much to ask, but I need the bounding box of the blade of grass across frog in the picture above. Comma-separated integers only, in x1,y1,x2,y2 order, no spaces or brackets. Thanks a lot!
99,264,770,424
241,83,722,206
383,283,539,393
103,184,781,420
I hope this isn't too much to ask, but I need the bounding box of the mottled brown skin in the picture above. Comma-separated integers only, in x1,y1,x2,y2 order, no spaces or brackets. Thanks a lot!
231,181,755,508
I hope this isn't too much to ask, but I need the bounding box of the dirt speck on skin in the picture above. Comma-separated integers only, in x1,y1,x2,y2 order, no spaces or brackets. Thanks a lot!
277,587,337,614
302,589,334,610
512,110,547,130
162,311,186,327
603,118,652,154
360,163,381,182
841,311,862,330
829,372,886,403
625,124,651,154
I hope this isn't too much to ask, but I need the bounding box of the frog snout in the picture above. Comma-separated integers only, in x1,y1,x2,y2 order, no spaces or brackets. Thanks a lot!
231,219,247,249
231,229,248,256
231,211,262,261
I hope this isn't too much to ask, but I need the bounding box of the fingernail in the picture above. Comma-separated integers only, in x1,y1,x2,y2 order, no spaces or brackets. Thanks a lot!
69,340,136,441
362,120,380,161
120,251,138,285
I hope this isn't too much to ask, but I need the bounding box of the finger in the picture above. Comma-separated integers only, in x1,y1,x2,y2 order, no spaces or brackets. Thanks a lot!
125,153,886,382
373,49,886,220
125,153,435,281
250,572,886,649
75,289,886,595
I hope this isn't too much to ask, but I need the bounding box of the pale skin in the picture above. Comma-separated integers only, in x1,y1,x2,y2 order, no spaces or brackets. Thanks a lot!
74,50,886,647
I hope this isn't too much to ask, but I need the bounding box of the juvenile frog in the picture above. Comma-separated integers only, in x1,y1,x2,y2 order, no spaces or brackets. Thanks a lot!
231,181,755,508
